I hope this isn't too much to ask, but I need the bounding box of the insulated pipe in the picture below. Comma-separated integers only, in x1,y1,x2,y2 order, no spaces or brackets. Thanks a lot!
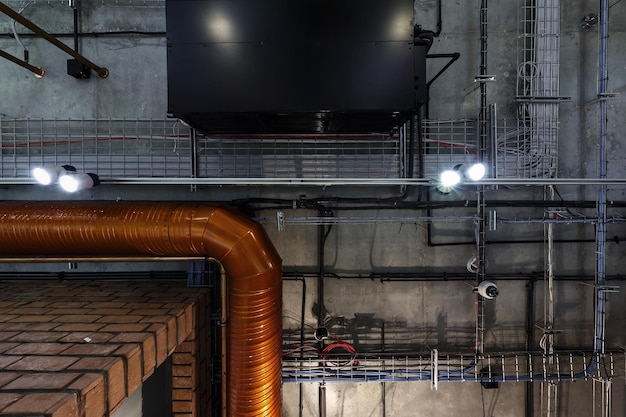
0,201,282,417
0,2,109,78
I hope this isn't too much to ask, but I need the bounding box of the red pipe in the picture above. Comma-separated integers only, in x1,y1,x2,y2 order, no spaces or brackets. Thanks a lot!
0,201,282,417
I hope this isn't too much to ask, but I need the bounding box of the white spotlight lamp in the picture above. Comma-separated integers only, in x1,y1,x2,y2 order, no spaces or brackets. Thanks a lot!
465,163,486,181
58,172,100,193
32,165,76,185
436,169,462,194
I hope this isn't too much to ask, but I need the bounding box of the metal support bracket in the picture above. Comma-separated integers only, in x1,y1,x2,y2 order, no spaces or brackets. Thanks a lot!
431,348,439,390
474,75,496,82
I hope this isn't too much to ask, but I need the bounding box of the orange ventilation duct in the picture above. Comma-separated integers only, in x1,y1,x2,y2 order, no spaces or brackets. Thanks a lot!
0,201,282,417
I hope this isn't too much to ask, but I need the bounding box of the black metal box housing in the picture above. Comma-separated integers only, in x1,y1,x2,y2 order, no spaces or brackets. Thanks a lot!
166,0,426,134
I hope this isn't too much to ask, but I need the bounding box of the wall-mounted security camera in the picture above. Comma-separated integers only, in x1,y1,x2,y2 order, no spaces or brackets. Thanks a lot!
475,280,499,300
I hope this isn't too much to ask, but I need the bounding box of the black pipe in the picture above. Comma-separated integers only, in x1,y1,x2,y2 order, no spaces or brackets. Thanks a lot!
427,236,626,247
73,6,79,52
525,277,536,417
317,208,333,327
281,271,626,282
2,30,166,38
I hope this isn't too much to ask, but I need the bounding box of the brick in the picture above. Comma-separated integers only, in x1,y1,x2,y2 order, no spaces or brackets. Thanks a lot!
69,357,126,411
88,308,133,316
61,343,121,356
115,344,143,394
54,323,106,332
100,323,150,333
53,314,102,323
5,342,70,355
59,332,115,343
7,355,79,371
166,316,179,354
0,356,22,369
3,393,78,417
109,333,156,378
173,400,193,413
130,308,170,316
49,302,89,308
184,303,194,339
8,307,54,315
3,322,60,331
172,352,193,365
0,343,20,354
8,331,68,342
172,364,192,377
0,392,22,411
0,372,20,388
96,315,146,324
172,389,193,401
152,326,168,366
68,373,106,417
127,302,165,309
51,308,92,315
88,301,127,309
172,376,192,389
140,314,177,323
4,372,81,390
0,332,19,341
9,314,58,323
20,301,52,308
0,301,18,308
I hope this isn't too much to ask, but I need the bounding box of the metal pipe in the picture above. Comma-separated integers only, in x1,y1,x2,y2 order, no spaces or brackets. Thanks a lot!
596,0,609,356
0,2,109,78
10,176,626,186
0,201,282,416
0,256,206,262
218,261,228,417
318,383,326,417
0,48,44,77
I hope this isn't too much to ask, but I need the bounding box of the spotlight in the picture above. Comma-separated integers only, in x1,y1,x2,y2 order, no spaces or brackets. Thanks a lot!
32,165,76,185
464,163,486,181
440,169,462,187
58,172,100,193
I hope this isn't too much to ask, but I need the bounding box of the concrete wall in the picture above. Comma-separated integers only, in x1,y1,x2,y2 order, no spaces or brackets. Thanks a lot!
1,0,625,416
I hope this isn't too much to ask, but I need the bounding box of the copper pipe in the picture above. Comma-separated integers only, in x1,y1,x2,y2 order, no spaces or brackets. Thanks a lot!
0,49,44,77
0,2,109,78
0,201,282,416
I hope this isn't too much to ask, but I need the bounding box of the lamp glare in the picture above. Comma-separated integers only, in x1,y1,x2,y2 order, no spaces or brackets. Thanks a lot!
59,174,80,193
440,170,461,187
33,167,53,185
467,163,486,181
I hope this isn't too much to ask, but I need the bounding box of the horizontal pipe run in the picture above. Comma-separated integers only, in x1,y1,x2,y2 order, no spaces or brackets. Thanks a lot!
0,256,207,262
0,48,44,76
8,177,626,186
0,2,108,78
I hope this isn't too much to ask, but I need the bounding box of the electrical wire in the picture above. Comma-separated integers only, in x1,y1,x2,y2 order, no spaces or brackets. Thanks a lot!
10,1,32,60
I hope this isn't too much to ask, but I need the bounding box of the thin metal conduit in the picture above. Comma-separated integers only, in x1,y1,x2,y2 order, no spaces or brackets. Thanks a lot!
0,202,282,417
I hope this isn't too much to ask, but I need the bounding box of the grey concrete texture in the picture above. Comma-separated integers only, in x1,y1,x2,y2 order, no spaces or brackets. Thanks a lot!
0,0,625,416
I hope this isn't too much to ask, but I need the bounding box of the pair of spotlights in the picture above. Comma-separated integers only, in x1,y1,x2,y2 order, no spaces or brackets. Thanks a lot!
437,163,486,193
32,165,100,193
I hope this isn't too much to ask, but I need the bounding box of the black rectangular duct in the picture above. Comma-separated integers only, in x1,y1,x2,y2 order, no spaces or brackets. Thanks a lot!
166,0,426,135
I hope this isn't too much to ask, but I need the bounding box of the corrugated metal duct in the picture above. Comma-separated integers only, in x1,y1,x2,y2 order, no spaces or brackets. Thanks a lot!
0,201,282,417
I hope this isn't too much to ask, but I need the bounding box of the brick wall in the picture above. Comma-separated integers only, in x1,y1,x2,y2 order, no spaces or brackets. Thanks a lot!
0,280,210,417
